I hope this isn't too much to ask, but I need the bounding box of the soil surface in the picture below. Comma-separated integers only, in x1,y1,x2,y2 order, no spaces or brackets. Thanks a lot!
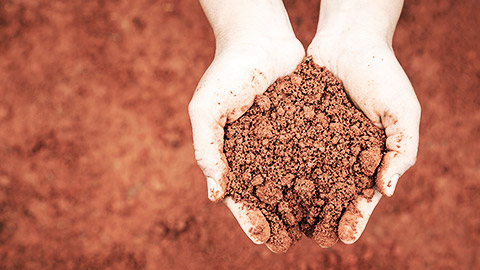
0,0,479,269
225,57,385,252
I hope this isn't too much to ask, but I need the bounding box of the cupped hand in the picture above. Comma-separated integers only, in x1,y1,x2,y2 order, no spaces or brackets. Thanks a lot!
188,14,305,248
192,0,420,251
308,26,421,244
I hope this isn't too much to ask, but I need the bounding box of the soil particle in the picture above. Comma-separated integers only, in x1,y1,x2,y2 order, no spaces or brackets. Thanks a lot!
224,57,386,252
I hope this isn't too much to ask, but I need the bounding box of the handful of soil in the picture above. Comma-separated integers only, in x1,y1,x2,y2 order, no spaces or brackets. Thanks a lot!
224,57,386,252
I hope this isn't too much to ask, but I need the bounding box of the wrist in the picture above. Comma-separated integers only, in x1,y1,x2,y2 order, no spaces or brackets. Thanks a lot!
315,0,404,46
315,26,390,47
200,0,297,48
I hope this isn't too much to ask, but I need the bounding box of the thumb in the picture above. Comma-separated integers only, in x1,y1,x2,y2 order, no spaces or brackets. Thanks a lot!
189,84,230,201
376,100,421,196
188,51,278,201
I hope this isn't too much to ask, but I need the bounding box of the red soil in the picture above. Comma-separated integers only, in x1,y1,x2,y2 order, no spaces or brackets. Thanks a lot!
0,0,478,269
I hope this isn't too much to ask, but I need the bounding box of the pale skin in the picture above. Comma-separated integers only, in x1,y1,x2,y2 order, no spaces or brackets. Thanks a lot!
189,0,421,252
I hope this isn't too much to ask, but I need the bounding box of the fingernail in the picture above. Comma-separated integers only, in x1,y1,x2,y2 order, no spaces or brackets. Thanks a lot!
385,174,400,196
207,177,220,201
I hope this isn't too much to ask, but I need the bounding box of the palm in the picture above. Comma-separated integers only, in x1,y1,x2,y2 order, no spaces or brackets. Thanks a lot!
189,36,304,249
307,34,420,243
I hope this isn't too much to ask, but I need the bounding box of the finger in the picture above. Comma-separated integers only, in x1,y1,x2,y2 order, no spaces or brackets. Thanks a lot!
338,189,382,244
265,228,292,253
313,222,339,248
376,101,421,197
189,97,228,202
188,54,273,202
357,53,421,197
224,197,270,244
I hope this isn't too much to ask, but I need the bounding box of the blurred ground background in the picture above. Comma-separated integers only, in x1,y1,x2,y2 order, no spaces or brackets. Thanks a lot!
0,0,479,269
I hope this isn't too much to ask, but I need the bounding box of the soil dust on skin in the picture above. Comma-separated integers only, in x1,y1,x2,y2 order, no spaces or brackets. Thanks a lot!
0,0,479,269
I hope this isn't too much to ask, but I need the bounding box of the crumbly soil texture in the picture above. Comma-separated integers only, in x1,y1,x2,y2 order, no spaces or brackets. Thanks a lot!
224,57,387,252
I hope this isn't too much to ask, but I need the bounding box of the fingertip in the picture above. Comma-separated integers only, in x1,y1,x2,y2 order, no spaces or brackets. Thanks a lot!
265,243,279,253
250,223,271,244
265,237,291,253
376,149,412,197
265,224,293,253
206,177,226,202
247,215,271,244
339,190,382,244
379,174,399,197
376,153,403,197
338,205,361,244
224,197,270,244
313,223,339,248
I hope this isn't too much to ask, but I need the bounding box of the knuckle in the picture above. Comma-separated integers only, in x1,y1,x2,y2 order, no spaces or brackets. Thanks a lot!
187,100,194,116
394,150,417,169
412,98,422,117
188,96,202,117
403,141,419,167
405,154,417,168
193,148,204,163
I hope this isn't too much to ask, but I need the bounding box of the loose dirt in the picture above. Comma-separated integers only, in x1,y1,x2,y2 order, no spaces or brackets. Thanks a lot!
224,57,386,252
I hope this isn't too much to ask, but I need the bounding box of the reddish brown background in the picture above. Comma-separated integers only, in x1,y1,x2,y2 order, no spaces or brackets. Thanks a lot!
0,0,478,269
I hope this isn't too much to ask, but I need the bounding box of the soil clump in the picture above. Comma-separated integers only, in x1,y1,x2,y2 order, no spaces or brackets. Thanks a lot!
224,57,386,252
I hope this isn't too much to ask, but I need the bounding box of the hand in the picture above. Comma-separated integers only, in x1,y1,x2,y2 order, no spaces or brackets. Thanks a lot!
307,0,421,244
189,0,305,249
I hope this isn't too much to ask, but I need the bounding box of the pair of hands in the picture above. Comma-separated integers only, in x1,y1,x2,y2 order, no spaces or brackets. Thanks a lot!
189,0,420,251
